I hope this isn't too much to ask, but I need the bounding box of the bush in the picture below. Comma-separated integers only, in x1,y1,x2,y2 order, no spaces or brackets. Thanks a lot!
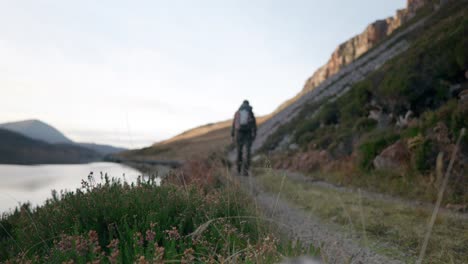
412,139,433,173
401,126,422,139
318,102,339,125
353,118,377,133
339,80,372,122
454,38,468,70
294,119,320,143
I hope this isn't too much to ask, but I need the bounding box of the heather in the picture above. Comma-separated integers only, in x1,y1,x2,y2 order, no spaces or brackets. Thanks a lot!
0,160,307,263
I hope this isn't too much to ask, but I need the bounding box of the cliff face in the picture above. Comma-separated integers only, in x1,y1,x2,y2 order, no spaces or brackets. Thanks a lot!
301,0,432,94
252,0,447,153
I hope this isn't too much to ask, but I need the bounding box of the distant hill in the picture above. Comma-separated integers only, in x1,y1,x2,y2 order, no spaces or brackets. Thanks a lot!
77,143,127,155
0,119,73,144
0,129,100,164
118,116,268,161
0,119,126,155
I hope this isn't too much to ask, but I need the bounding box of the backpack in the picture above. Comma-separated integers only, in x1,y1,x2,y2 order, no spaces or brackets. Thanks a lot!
237,109,251,131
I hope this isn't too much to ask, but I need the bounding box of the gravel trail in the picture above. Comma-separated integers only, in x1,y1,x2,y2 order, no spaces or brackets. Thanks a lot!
272,169,468,220
235,173,404,264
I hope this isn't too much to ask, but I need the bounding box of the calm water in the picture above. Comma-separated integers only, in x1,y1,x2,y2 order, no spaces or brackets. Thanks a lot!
0,162,144,214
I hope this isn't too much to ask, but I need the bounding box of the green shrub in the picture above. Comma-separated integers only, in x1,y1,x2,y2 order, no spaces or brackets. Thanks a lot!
449,107,468,137
318,102,339,125
294,119,320,143
339,80,372,122
454,37,468,69
412,139,433,173
401,126,422,138
353,118,377,133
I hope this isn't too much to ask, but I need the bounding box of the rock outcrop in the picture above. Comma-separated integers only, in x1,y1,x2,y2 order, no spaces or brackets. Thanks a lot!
373,140,410,172
300,0,432,95
253,0,437,152
253,16,430,152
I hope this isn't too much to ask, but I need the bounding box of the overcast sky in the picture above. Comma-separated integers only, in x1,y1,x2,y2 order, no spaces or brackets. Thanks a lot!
0,0,406,148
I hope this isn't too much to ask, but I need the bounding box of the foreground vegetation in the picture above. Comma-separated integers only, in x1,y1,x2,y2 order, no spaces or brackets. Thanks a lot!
257,169,468,263
0,159,309,263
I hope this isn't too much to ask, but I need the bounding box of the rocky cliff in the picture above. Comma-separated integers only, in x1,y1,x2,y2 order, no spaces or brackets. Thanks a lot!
252,0,448,152
300,0,432,95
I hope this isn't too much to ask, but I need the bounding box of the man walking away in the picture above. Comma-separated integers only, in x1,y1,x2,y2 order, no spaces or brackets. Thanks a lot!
231,100,257,176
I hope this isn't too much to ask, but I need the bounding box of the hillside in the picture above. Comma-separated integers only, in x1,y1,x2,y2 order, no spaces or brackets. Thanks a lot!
122,0,448,162
0,119,126,155
254,0,444,150
76,142,127,155
273,0,434,114
122,0,467,200
259,0,467,202
0,119,73,144
0,129,101,164
119,117,268,161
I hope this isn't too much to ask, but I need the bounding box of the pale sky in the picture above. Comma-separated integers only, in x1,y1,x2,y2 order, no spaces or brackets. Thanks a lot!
0,0,406,148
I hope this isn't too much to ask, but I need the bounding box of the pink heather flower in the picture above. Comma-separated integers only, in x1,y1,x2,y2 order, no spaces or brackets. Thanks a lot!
133,232,144,246
107,239,119,250
57,234,73,252
75,236,89,256
164,227,180,240
88,230,99,244
137,255,149,264
108,249,120,264
145,229,156,242
153,243,165,262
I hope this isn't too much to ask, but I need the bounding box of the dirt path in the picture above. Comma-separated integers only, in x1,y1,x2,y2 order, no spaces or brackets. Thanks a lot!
234,173,404,264
272,169,468,220
232,167,468,263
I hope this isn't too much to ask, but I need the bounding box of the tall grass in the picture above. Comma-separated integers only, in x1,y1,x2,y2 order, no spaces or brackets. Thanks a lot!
0,158,304,263
257,169,468,263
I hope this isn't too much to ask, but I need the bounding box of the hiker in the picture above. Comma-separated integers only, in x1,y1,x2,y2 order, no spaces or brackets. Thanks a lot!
231,100,257,176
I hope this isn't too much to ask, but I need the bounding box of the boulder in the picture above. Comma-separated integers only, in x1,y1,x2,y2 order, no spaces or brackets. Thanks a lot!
368,109,382,121
289,143,299,151
373,140,410,171
396,110,414,128
459,89,468,102
275,134,291,151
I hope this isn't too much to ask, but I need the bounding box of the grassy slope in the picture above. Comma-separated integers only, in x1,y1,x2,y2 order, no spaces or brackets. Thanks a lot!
121,117,268,161
259,1,468,203
257,170,468,263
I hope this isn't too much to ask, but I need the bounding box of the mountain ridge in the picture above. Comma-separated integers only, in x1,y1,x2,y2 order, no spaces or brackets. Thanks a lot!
0,128,101,164
0,119,73,144
0,119,126,155
273,0,436,116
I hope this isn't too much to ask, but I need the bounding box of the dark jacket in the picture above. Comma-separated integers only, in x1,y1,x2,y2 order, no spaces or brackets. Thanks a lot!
231,103,257,138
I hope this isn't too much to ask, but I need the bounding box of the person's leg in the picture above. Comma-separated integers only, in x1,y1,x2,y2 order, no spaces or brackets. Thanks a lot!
245,139,252,175
236,137,244,174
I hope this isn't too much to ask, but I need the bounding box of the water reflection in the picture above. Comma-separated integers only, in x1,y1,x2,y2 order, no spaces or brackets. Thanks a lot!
0,162,152,214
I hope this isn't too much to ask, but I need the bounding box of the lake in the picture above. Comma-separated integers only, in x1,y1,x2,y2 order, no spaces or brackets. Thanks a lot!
0,162,146,214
